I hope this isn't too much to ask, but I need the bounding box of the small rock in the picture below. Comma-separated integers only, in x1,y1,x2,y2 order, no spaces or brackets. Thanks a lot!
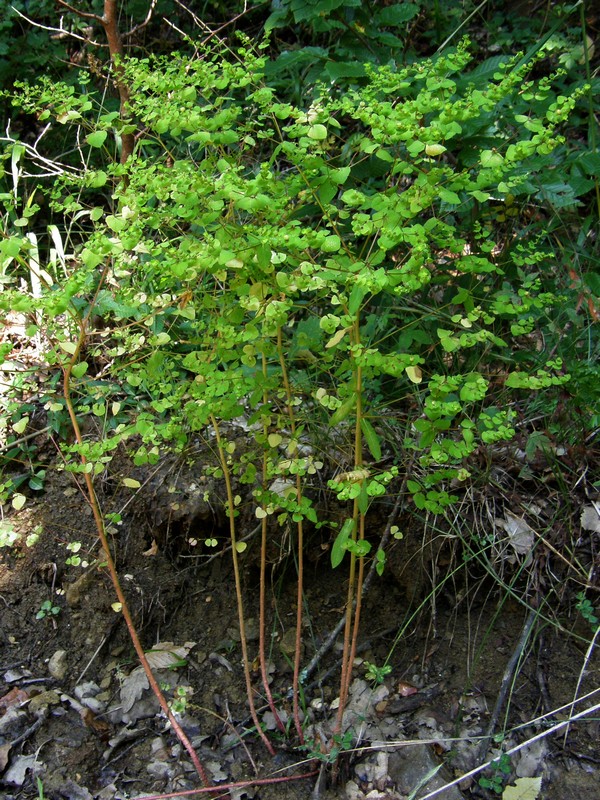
74,681,106,713
345,779,362,800
279,627,299,657
28,690,61,714
3,668,31,683
48,650,67,680
389,744,465,799
0,706,28,737
74,681,100,701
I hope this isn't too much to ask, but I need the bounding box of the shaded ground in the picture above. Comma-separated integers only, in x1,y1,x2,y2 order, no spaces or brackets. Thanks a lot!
0,443,599,800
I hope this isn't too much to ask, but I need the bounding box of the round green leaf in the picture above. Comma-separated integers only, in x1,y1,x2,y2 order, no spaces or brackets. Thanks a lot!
71,362,88,379
86,130,108,148
307,124,327,140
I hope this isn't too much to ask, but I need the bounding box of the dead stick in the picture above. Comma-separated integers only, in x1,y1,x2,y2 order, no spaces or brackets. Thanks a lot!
477,608,537,762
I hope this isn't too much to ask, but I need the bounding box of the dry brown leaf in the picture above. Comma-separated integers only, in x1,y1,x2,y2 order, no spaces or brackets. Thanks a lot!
81,707,111,737
142,539,159,556
397,682,418,697
0,742,11,773
581,504,600,533
144,641,196,670
497,512,534,555
120,668,149,713
0,686,30,712
502,776,542,800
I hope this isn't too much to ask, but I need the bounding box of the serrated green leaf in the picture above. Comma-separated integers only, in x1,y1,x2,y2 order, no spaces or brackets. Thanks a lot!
375,3,419,25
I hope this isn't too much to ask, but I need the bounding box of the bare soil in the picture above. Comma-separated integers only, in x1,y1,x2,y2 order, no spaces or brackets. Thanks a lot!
0,442,598,800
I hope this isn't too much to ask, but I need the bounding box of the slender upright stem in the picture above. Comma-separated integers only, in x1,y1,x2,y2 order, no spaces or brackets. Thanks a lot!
335,315,364,735
258,353,285,733
56,0,135,161
62,270,210,786
277,326,305,743
210,415,275,756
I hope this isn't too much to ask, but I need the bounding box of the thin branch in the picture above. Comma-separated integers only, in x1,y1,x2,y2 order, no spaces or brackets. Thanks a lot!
420,698,600,800
477,608,537,761
1,129,82,177
53,0,134,162
55,0,101,23
10,6,104,46
124,0,158,38
301,487,406,685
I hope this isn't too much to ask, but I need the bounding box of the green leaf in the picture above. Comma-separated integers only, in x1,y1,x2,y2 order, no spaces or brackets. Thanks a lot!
308,124,328,141
71,362,88,378
361,419,382,461
358,481,369,514
106,215,127,232
331,518,355,568
12,494,26,510
86,130,108,148
375,3,419,25
329,394,356,425
12,417,28,435
89,170,107,188
439,188,461,205
325,61,366,81
405,365,422,384
330,167,351,184
321,234,341,252
348,284,366,314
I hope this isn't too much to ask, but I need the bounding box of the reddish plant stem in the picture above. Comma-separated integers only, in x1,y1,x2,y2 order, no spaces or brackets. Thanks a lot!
210,415,276,756
56,0,135,161
137,768,319,800
346,513,366,685
276,326,305,744
62,273,210,787
335,320,364,736
258,354,286,734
